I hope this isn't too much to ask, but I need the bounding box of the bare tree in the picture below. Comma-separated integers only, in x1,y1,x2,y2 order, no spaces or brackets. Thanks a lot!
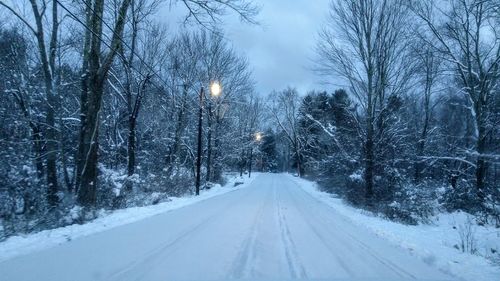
0,0,61,206
269,87,304,177
177,0,259,26
195,31,253,182
315,0,413,200
118,0,162,180
75,0,259,207
0,28,45,182
163,32,202,179
0,0,261,237
411,41,443,182
75,0,133,207
411,0,500,199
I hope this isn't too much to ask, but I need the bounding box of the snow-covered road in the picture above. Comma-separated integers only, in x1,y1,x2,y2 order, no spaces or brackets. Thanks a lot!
0,173,452,281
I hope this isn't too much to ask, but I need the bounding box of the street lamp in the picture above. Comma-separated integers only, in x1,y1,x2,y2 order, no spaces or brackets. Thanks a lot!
255,132,263,142
195,81,221,196
206,81,221,183
248,132,262,178
210,81,221,97
210,98,229,183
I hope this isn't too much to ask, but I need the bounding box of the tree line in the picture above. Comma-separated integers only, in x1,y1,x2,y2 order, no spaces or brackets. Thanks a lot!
262,0,499,225
0,0,260,238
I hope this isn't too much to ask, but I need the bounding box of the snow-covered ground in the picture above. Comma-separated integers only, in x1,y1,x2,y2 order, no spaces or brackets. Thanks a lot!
289,174,500,281
0,173,453,281
0,173,257,263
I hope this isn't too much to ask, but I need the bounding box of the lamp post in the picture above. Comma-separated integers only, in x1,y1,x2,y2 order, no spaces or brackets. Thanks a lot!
195,81,221,196
212,101,228,182
248,132,262,178
205,82,221,184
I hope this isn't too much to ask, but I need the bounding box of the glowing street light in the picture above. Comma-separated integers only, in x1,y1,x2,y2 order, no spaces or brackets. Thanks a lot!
249,132,263,178
210,81,221,97
195,81,223,196
255,132,262,142
206,81,221,184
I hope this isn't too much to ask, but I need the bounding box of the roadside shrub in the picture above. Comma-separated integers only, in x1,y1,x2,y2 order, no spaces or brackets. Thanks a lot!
440,179,480,213
481,185,500,227
457,215,478,254
344,171,366,207
380,182,437,225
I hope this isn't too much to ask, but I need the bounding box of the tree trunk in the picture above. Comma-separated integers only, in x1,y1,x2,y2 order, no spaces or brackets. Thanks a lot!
364,60,375,202
168,84,188,171
295,142,302,177
415,99,430,182
212,118,222,182
239,149,245,177
13,92,45,180
125,73,150,182
475,106,487,200
32,126,45,181
206,103,213,182
28,0,59,206
60,119,73,192
75,0,92,192
45,103,59,207
364,119,375,201
195,87,204,195
77,0,105,207
248,147,253,178
414,127,428,182
75,73,89,191
127,117,136,177
76,0,132,207
77,76,104,207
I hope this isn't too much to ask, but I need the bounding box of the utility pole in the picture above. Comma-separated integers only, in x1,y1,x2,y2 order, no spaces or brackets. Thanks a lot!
195,87,204,196
194,82,221,195
249,132,262,178
206,102,212,183
248,146,253,178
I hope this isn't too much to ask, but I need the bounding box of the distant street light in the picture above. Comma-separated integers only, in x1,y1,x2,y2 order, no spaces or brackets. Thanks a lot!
195,81,221,196
255,132,262,142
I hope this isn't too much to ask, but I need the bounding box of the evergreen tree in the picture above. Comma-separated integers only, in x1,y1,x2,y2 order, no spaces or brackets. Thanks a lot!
259,129,278,172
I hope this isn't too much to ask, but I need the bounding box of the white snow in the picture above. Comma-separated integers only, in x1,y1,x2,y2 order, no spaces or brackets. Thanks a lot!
0,173,453,281
289,174,500,281
349,171,363,182
0,173,257,263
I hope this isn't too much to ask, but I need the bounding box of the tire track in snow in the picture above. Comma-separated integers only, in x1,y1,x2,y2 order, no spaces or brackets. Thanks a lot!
108,187,254,281
107,212,219,281
282,182,356,277
227,185,271,279
275,185,308,279
286,177,417,279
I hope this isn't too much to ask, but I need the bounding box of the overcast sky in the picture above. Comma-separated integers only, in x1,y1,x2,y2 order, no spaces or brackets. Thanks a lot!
160,0,331,95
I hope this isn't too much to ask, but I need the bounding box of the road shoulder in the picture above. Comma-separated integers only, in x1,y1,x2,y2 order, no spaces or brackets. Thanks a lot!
287,173,500,281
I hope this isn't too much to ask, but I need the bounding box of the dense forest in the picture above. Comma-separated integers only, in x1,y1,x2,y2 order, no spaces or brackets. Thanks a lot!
269,0,500,225
0,0,262,238
0,0,499,241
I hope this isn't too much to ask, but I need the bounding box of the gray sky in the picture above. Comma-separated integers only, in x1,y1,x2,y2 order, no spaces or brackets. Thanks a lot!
160,0,331,95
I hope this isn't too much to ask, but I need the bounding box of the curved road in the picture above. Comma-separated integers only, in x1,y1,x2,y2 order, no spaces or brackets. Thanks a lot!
0,173,452,281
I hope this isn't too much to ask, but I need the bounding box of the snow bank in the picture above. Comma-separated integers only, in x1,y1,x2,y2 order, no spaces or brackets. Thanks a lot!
289,174,500,281
0,173,258,262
